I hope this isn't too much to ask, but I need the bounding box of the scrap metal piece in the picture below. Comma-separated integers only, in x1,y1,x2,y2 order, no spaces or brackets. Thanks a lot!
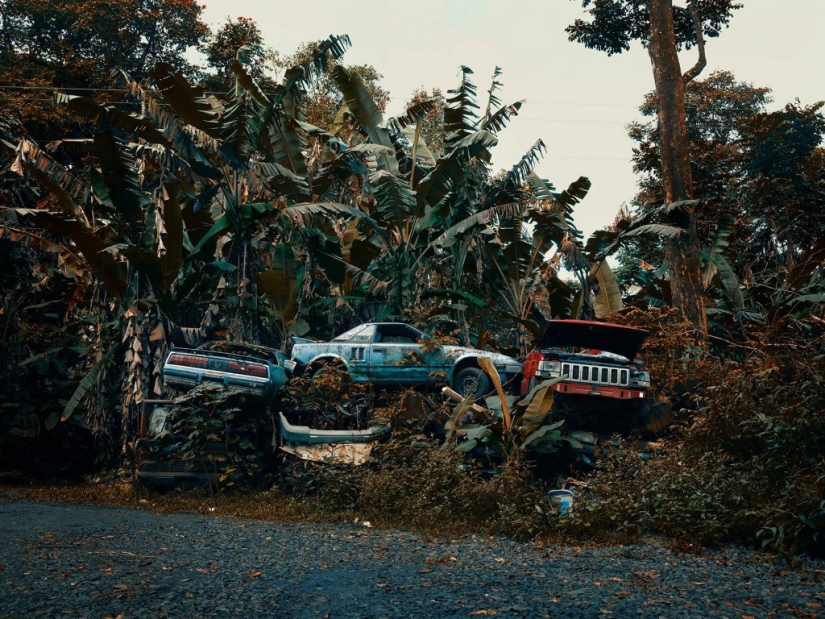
280,442,376,466
278,412,390,445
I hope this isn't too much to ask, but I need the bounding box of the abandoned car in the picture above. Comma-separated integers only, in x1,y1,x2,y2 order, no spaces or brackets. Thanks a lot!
161,341,289,398
289,322,523,396
520,320,666,429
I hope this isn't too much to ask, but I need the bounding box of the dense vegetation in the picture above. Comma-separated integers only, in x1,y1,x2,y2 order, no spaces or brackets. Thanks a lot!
0,1,823,554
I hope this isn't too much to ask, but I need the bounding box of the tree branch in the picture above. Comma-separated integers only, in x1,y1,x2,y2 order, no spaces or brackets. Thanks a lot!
682,1,707,84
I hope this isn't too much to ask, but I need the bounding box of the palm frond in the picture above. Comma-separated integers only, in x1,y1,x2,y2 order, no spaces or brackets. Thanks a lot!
261,162,311,203
508,139,546,187
148,62,222,138
219,92,256,167
591,261,623,318
92,132,144,217
7,139,92,226
483,66,503,122
553,176,592,212
228,59,269,105
480,100,524,134
416,130,498,209
116,70,222,180
331,66,398,173
370,170,416,228
702,225,732,287
433,202,523,248
388,97,441,132
443,66,479,153
268,117,308,177
54,93,169,146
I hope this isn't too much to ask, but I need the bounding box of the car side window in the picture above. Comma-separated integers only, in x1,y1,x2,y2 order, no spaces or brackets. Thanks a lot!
376,325,420,344
333,324,374,342
350,325,376,343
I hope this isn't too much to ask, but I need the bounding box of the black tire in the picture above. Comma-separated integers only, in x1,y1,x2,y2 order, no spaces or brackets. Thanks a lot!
453,367,492,398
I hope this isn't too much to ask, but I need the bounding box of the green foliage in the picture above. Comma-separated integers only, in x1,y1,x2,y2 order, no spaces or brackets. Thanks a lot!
164,385,274,491
565,0,742,57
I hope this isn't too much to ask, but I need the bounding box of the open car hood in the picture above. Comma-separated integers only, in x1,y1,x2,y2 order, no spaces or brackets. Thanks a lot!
536,320,649,360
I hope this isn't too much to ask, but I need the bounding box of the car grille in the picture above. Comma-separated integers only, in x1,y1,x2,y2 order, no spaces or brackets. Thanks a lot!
557,362,629,387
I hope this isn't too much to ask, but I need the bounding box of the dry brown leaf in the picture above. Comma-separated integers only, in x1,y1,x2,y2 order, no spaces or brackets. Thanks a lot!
248,571,262,578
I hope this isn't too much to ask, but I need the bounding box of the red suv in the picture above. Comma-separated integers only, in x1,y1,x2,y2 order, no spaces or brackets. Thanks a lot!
520,320,668,432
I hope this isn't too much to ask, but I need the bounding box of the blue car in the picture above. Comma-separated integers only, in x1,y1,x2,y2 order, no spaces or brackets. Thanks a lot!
289,322,522,396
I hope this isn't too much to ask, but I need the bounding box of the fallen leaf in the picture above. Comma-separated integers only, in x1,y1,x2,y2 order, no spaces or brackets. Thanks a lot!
809,603,823,608
113,584,128,590
248,571,261,578
572,547,582,553
742,615,755,619
420,568,432,573
470,611,497,616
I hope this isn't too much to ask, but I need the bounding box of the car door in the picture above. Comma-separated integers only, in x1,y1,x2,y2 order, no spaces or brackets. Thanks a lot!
370,324,429,385
337,324,375,382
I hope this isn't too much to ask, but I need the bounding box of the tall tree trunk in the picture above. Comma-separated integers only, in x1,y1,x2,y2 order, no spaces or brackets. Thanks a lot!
647,0,708,336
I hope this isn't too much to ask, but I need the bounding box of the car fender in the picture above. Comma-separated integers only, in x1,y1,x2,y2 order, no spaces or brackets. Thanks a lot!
304,353,352,375
447,353,485,384
448,352,520,384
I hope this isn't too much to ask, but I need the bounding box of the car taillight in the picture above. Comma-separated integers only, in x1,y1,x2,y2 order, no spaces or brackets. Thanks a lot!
169,353,208,368
227,361,267,378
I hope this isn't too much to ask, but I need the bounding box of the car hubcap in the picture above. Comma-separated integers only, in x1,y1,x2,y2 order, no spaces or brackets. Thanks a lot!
460,374,480,396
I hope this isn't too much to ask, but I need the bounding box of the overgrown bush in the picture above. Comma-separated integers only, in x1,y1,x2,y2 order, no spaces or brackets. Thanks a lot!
282,437,558,539
560,353,825,554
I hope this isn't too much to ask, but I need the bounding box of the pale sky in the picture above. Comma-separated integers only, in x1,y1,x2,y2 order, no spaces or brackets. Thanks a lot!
200,0,824,237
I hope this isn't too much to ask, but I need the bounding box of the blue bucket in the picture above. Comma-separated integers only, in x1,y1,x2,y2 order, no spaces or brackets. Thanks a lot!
548,489,575,515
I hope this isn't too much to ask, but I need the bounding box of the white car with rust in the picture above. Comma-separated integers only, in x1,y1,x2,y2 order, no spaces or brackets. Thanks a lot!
288,322,522,396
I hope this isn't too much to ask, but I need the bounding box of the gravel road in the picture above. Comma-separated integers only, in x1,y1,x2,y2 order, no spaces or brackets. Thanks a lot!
0,500,821,618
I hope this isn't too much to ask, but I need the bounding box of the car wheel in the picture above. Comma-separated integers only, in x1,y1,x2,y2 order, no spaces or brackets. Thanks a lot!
453,367,491,398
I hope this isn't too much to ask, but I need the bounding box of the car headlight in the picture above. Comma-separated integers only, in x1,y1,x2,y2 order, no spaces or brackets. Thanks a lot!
537,360,561,377
629,369,651,388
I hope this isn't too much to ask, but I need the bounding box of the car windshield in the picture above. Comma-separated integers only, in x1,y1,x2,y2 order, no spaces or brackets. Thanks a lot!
197,341,278,362
332,324,376,343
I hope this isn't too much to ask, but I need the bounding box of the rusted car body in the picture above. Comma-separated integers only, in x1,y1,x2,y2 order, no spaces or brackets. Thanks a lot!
289,322,523,396
521,320,653,414
162,341,289,399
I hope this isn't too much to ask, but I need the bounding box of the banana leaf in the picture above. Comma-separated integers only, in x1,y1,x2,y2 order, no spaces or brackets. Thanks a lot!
370,170,415,228
480,100,524,134
702,225,732,287
331,66,398,173
591,261,623,318
256,244,298,324
517,384,557,439
160,182,183,292
228,59,269,105
478,356,511,431
62,345,119,423
443,66,479,153
416,130,498,209
148,62,222,138
93,132,144,218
